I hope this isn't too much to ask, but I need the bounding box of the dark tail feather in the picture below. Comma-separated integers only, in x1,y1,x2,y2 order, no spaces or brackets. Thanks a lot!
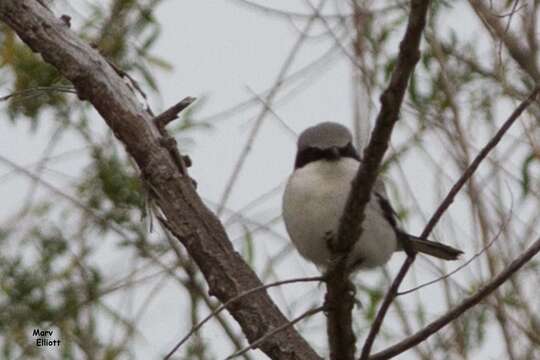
406,235,463,260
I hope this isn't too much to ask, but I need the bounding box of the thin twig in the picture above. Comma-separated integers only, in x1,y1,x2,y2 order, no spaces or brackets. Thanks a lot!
0,85,77,101
0,154,132,241
359,256,416,360
152,97,197,178
223,182,284,226
232,0,350,19
158,220,254,359
492,2,527,18
163,276,324,360
398,208,512,296
154,96,197,129
420,86,540,239
496,0,521,100
224,306,325,360
216,0,327,216
369,236,540,360
360,86,540,359
197,43,340,124
17,125,65,219
245,86,297,138
470,0,540,80
304,0,364,70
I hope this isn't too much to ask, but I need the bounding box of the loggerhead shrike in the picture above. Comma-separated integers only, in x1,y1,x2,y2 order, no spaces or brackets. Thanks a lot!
283,122,463,270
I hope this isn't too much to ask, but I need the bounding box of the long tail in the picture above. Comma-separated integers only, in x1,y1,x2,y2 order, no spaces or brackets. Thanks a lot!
404,235,463,260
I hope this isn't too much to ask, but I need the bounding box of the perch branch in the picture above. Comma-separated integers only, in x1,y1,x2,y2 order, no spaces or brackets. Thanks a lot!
326,1,432,359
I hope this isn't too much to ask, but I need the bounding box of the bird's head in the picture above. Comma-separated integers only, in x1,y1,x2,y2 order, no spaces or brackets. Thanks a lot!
294,122,360,169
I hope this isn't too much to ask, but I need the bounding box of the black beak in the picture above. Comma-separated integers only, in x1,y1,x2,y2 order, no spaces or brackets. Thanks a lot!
326,146,341,160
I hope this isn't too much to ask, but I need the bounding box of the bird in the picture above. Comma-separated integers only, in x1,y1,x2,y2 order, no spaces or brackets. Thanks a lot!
282,122,463,270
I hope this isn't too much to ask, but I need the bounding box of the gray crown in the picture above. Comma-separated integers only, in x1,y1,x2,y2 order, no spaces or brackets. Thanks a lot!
297,122,352,151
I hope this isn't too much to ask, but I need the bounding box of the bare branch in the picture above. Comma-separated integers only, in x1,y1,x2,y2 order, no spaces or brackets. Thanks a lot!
360,86,540,359
337,0,430,253
0,85,77,102
421,86,540,238
369,235,540,360
154,96,196,129
470,0,540,80
0,2,321,359
225,306,326,360
232,0,350,20
164,276,323,359
325,1,432,359
398,209,511,296
216,0,327,216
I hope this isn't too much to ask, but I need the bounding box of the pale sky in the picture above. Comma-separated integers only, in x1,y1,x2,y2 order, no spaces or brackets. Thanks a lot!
0,1,526,359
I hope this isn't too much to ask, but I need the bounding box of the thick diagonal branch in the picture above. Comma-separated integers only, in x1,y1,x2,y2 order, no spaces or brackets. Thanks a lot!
0,2,320,359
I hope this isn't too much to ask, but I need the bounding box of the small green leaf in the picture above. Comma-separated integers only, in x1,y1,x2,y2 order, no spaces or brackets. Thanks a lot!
521,153,537,197
241,225,254,265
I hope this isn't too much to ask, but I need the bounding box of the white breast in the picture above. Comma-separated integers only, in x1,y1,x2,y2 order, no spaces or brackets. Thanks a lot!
282,158,397,269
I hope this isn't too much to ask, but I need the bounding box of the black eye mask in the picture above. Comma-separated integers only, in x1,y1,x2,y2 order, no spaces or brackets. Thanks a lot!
294,142,360,169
